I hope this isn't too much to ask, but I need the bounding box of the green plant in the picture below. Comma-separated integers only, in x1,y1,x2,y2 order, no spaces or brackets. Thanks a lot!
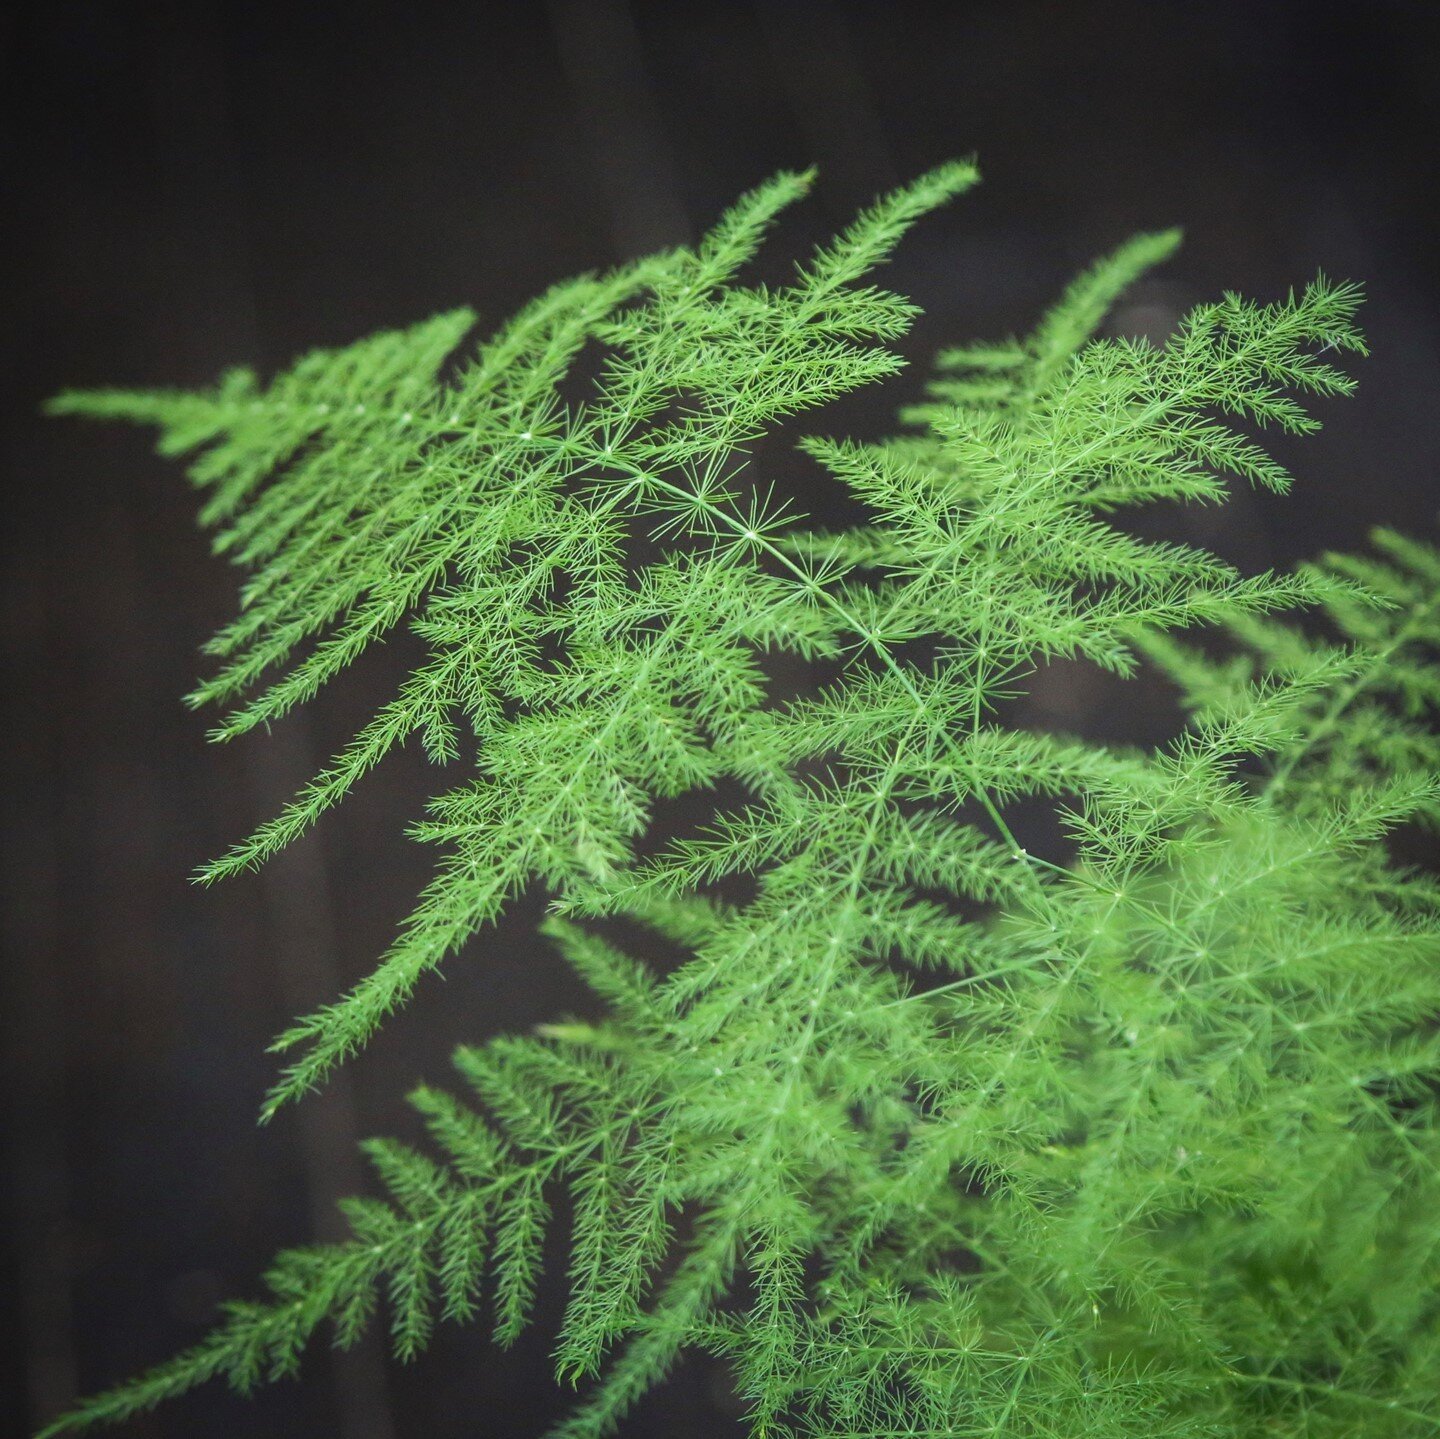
45,162,1440,1438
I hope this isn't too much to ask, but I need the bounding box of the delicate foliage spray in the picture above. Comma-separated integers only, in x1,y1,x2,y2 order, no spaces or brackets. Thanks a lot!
47,163,1440,1437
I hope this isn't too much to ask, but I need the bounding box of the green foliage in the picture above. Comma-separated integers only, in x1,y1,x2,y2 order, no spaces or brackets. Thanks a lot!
46,164,1440,1438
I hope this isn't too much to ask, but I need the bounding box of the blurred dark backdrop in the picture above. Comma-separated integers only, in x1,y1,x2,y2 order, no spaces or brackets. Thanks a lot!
2,2,1437,1435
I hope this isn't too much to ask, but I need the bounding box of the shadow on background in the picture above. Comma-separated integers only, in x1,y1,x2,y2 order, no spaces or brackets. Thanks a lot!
2,2,1437,1435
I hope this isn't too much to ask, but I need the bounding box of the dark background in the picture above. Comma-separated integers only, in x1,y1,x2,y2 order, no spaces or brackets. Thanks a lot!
3,2,1437,1436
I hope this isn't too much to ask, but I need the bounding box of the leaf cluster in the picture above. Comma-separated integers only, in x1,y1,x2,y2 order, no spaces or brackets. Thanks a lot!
47,164,1440,1438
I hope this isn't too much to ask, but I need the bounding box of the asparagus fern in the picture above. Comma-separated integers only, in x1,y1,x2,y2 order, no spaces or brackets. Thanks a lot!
46,162,1440,1438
